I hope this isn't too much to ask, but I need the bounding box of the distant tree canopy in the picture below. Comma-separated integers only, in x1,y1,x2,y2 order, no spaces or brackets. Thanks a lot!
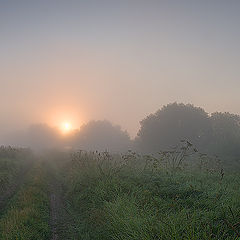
135,103,210,153
135,103,240,160
6,124,62,150
26,124,61,149
71,120,131,152
5,121,131,152
208,112,240,159
4,103,240,162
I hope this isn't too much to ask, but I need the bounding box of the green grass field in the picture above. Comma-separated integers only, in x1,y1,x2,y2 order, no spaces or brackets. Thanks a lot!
0,147,32,196
0,162,51,240
60,151,240,240
0,148,239,239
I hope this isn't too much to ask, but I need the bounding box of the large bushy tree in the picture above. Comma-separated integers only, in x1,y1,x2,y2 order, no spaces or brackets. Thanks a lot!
72,120,131,152
208,112,240,159
135,103,211,153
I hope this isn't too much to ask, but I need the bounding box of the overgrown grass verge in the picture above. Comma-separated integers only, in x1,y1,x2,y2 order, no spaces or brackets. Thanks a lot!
0,162,51,240
0,147,33,195
62,151,240,240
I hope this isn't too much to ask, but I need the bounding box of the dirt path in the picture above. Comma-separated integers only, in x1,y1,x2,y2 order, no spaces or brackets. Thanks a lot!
49,173,79,240
50,177,61,240
50,192,58,240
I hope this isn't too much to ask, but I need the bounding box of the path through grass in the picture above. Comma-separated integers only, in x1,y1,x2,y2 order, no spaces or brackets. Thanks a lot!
0,149,239,239
61,151,240,240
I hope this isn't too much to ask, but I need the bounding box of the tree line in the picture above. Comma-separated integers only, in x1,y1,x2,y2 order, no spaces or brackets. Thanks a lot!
5,103,240,163
135,103,240,161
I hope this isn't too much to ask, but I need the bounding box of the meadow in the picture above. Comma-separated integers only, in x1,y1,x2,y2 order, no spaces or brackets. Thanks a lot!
0,147,33,207
0,145,239,239
59,149,240,240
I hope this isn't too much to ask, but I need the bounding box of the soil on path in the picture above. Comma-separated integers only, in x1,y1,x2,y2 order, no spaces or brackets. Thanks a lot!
50,181,60,240
50,174,79,240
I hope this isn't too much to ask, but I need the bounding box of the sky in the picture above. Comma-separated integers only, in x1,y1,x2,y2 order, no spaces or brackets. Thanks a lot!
1,0,240,138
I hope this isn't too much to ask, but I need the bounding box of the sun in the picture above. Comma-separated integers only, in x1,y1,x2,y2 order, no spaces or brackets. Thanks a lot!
64,122,70,130
61,122,72,133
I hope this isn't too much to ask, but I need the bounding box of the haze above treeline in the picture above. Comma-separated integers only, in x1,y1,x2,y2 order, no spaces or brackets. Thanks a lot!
1,1,240,140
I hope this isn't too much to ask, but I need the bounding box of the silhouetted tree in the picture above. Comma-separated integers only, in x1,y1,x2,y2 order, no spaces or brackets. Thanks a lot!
135,103,211,153
208,112,240,159
7,124,62,150
26,124,62,149
72,120,131,152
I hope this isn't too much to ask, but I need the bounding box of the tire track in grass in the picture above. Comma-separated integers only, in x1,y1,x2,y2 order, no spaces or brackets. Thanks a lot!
50,172,80,240
50,171,71,240
50,181,60,240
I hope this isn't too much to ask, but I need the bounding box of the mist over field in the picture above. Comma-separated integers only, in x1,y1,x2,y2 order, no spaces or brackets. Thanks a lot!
1,0,240,162
2,102,240,168
1,1,240,239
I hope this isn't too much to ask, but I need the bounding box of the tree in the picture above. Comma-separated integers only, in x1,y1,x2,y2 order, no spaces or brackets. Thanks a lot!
24,124,62,150
72,120,131,152
209,112,240,159
5,124,62,150
135,103,211,153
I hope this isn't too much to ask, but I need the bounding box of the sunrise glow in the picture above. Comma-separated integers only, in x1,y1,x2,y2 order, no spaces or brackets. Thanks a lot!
61,122,72,133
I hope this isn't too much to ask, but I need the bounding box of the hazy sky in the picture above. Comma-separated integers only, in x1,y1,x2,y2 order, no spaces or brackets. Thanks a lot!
1,0,240,137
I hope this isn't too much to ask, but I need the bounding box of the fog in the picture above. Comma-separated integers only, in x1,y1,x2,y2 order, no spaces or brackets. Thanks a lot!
1,1,240,160
0,102,240,169
1,3,240,239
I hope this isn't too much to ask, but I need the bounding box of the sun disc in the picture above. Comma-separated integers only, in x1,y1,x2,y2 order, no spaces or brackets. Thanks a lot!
61,122,72,133
64,123,70,130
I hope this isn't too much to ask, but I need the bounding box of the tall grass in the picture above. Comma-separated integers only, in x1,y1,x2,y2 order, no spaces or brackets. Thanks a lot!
0,146,33,195
0,162,51,240
62,149,240,240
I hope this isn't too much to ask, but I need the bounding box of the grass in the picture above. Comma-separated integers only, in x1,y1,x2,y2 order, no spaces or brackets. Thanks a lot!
0,147,33,195
0,147,239,239
61,151,240,240
0,162,51,240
